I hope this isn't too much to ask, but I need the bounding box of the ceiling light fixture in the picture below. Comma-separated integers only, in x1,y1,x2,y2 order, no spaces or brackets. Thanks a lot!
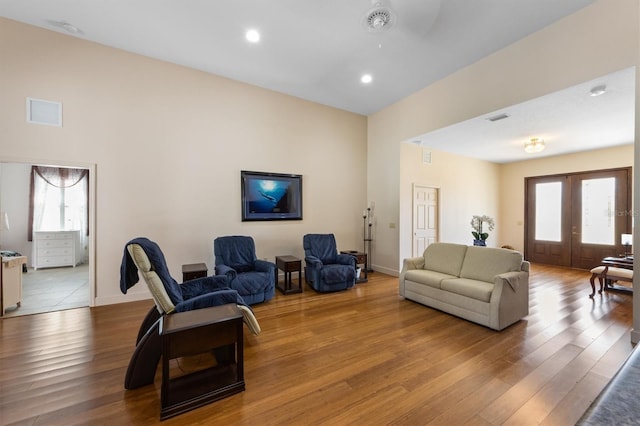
363,3,395,33
361,74,373,84
245,29,260,43
589,84,606,96
524,138,545,153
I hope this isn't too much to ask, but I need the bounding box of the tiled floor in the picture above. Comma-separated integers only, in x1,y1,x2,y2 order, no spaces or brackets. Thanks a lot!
2,263,89,317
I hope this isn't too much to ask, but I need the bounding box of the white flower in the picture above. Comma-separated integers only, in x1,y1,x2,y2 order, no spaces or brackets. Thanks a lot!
471,215,495,240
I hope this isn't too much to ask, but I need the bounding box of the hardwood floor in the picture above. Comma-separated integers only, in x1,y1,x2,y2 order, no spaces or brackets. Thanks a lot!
0,264,634,425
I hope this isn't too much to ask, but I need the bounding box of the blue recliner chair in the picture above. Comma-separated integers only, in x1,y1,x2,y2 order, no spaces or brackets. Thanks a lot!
303,233,356,292
214,236,276,305
119,237,261,389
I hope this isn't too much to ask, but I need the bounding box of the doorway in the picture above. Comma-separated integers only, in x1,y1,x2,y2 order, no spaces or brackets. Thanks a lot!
525,167,632,269
412,184,439,256
0,161,95,317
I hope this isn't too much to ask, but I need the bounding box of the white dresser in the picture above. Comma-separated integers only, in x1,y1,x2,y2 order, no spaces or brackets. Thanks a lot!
33,230,82,270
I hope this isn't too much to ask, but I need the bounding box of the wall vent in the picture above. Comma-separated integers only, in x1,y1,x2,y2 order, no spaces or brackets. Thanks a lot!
486,113,509,122
422,149,432,164
26,97,62,127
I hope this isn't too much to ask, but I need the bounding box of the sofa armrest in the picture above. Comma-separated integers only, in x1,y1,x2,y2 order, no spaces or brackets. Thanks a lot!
489,270,529,330
496,271,525,291
402,256,425,272
336,253,356,267
399,256,426,296
215,264,237,281
254,259,276,273
180,275,229,299
305,255,323,268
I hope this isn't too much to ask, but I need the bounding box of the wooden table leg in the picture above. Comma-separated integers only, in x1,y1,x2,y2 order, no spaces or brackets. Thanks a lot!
589,273,597,298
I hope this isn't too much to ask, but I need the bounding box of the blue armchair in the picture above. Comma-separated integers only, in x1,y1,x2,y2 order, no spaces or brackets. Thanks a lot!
303,233,356,292
214,236,276,305
119,237,261,389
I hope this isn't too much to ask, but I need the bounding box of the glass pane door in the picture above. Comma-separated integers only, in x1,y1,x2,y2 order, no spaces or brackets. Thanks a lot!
525,168,631,270
581,177,615,245
535,182,562,242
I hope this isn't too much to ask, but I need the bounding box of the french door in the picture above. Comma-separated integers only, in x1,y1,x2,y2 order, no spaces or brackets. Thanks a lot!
525,168,631,270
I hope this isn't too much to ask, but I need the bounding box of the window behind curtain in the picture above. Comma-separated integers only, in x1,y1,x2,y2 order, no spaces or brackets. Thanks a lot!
28,166,89,243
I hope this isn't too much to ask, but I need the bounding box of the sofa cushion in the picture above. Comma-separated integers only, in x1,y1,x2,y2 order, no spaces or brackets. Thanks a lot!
404,269,457,289
459,247,523,283
441,278,494,302
422,243,468,277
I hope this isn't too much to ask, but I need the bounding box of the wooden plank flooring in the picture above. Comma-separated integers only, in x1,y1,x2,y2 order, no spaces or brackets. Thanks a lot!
0,264,634,425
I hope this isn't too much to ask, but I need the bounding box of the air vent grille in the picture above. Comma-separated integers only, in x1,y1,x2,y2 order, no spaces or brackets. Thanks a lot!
486,113,510,122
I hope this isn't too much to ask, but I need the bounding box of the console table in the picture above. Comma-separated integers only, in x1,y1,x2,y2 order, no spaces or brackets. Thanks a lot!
160,304,244,420
601,256,633,293
275,255,302,294
590,256,634,297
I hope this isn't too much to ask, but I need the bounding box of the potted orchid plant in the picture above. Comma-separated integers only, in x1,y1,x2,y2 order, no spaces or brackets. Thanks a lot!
471,215,495,246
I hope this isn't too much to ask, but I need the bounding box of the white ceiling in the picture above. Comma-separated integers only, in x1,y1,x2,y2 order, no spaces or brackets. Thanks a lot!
1,0,634,163
412,66,636,163
0,0,595,116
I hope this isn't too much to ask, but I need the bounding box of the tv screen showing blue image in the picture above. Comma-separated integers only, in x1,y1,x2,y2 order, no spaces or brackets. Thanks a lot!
241,171,303,221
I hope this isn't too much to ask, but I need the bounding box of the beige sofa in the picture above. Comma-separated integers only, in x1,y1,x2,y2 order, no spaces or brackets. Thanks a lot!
399,242,530,331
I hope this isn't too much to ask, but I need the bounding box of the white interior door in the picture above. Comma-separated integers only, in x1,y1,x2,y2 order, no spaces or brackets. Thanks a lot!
412,184,438,256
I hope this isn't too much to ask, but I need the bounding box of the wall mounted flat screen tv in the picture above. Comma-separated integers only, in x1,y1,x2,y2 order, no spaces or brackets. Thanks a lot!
241,170,303,221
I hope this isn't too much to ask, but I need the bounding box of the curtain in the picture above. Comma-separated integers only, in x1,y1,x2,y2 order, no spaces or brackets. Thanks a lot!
28,167,89,264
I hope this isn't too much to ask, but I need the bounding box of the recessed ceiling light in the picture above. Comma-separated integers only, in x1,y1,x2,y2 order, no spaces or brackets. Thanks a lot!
589,84,606,96
245,29,260,43
361,74,373,84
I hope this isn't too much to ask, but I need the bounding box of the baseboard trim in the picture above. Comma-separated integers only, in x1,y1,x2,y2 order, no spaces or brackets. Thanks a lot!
95,291,151,306
371,264,399,277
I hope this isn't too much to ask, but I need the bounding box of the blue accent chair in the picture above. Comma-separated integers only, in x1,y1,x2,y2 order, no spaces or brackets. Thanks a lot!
119,237,261,389
214,236,276,305
303,233,356,292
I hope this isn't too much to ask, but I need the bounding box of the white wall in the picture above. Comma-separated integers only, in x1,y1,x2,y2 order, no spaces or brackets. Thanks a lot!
0,18,368,305
368,0,639,275
0,163,30,256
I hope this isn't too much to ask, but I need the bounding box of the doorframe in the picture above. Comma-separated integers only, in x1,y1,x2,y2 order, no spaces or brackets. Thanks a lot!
524,166,632,267
0,156,96,308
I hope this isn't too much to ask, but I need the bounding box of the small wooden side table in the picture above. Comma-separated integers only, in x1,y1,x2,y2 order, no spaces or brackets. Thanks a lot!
182,263,208,282
275,255,303,294
160,304,244,420
340,251,368,283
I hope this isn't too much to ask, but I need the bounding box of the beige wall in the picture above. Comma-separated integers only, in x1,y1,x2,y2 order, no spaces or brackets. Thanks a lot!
397,144,501,274
0,18,367,305
369,0,638,274
500,144,634,253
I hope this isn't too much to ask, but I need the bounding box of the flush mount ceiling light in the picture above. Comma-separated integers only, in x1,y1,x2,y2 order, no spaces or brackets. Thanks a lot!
589,84,607,96
245,29,260,43
361,74,373,84
362,2,396,33
524,137,545,153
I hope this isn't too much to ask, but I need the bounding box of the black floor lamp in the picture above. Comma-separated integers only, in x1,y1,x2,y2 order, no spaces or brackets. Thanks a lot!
363,207,373,272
